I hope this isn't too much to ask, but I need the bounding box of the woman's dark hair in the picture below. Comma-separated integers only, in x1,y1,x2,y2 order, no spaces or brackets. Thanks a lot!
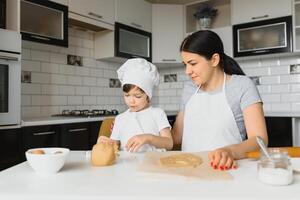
123,84,145,93
180,30,245,75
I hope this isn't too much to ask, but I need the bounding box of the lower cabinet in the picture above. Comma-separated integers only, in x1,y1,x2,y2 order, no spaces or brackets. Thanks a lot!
0,129,24,171
60,123,90,150
265,117,293,147
90,121,101,149
22,125,60,152
167,115,176,127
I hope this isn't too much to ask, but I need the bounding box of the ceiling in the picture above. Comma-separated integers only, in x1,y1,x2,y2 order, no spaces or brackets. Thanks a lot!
145,0,205,4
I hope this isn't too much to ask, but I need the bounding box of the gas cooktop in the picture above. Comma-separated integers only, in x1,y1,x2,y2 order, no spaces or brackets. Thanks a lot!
52,109,119,118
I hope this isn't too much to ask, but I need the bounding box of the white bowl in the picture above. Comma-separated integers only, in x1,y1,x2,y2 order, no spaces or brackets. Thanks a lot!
25,147,70,175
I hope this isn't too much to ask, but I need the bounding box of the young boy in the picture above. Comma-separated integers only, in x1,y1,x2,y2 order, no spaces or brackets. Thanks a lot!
98,58,173,153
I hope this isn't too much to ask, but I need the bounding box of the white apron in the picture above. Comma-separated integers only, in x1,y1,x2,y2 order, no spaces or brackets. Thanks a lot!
182,74,242,152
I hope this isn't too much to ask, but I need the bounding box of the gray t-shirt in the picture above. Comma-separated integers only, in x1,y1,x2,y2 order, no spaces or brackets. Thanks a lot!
180,75,262,140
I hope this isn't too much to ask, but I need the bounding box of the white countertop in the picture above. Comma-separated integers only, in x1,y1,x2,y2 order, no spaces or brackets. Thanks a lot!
0,110,299,130
0,151,299,200
0,111,179,129
21,116,112,127
19,111,300,127
264,111,300,117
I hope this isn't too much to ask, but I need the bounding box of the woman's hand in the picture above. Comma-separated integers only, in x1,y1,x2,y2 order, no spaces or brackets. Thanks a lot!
97,136,115,144
125,134,152,152
208,147,237,170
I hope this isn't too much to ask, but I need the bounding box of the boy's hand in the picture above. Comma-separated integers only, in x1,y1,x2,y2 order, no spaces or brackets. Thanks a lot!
97,136,115,144
125,134,152,152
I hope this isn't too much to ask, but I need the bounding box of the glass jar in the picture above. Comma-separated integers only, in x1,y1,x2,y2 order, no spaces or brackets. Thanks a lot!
257,148,293,186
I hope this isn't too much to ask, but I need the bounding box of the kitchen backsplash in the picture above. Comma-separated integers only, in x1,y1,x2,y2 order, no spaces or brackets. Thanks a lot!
239,57,300,113
20,27,130,118
21,27,300,118
157,56,300,114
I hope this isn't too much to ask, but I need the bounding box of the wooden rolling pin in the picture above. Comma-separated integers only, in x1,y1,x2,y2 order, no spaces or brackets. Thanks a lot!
246,147,300,158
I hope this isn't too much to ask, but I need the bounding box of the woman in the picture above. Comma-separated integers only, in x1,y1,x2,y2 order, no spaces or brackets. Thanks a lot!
172,30,268,170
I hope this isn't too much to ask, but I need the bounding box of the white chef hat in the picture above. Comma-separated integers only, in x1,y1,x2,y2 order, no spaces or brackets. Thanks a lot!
117,58,159,99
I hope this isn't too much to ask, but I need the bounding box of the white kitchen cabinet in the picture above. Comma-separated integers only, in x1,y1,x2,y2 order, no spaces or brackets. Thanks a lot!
211,26,232,57
152,4,184,65
294,0,300,51
68,0,114,30
6,0,20,32
231,0,292,25
50,0,68,6
115,0,152,32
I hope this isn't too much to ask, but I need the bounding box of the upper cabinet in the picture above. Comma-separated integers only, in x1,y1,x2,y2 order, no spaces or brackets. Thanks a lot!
68,0,114,30
115,0,152,32
152,4,184,65
294,0,300,51
5,0,20,32
231,0,292,25
50,0,68,6
212,26,232,57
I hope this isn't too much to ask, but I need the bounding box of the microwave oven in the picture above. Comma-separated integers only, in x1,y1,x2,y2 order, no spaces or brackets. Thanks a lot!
233,16,292,57
20,0,68,47
115,22,152,62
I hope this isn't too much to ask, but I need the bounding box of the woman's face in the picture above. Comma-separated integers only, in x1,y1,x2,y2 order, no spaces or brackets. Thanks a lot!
124,87,149,112
181,51,217,86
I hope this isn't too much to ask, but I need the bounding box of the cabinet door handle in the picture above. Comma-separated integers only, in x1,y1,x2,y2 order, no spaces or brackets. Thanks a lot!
33,131,56,136
68,128,88,133
251,15,269,20
162,59,176,62
131,22,142,28
88,12,103,19
0,55,18,61
31,35,51,41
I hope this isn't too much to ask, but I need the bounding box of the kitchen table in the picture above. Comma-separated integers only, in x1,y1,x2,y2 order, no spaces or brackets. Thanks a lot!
0,151,299,200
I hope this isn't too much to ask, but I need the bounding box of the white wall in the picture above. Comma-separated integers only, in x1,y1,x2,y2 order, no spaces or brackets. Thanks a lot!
156,55,300,114
21,27,128,118
238,56,300,113
21,27,300,118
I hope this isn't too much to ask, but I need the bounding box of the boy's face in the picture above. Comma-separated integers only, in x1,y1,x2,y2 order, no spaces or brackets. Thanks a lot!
124,87,149,112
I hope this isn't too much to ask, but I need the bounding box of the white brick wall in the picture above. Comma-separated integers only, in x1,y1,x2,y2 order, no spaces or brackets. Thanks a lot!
22,28,300,117
239,56,300,113
21,27,126,118
155,55,300,114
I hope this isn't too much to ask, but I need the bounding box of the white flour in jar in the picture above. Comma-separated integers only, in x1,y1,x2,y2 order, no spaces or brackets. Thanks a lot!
258,167,293,186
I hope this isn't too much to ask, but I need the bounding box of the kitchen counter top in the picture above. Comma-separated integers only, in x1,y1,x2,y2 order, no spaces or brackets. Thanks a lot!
0,151,299,200
21,116,114,127
1,110,299,130
17,111,178,128
264,111,300,117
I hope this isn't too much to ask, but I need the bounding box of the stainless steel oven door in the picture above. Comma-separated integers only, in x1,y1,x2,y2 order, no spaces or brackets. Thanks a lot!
0,57,21,125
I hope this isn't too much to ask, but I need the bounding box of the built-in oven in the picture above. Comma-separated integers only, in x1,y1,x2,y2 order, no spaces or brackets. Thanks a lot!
0,29,21,126
233,16,292,57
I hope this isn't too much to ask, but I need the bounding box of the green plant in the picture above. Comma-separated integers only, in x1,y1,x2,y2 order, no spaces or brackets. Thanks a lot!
193,5,218,19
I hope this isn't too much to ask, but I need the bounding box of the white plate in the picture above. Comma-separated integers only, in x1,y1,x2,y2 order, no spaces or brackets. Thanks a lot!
291,158,300,172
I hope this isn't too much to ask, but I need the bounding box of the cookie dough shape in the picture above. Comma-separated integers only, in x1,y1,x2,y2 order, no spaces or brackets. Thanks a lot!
91,143,118,166
159,153,203,168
